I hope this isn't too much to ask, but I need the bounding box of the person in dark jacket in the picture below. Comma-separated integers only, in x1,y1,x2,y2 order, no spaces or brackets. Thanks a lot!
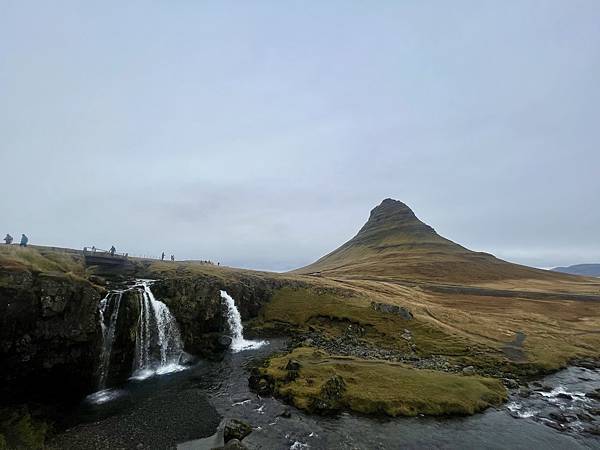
20,234,28,247
4,234,12,244
110,245,116,256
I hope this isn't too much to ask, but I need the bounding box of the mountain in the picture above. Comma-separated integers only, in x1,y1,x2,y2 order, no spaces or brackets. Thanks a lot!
294,198,569,284
552,264,600,277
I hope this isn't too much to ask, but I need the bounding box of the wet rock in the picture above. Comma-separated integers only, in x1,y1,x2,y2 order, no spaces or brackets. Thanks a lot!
518,388,532,398
501,378,519,389
556,393,572,400
371,302,413,320
549,412,569,424
577,412,594,422
589,408,600,416
537,385,553,392
218,335,233,349
545,421,566,432
224,439,248,449
462,366,476,376
585,391,600,401
248,368,273,396
278,407,292,418
586,426,600,436
223,419,252,443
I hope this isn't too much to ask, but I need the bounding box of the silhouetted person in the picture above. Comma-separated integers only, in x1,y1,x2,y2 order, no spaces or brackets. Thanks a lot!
161,252,165,261
4,234,13,245
20,234,28,247
171,254,174,262
92,246,96,252
110,245,116,256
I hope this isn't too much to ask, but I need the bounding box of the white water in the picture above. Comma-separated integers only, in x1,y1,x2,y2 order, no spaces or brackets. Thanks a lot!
131,280,185,380
97,291,123,389
220,290,266,352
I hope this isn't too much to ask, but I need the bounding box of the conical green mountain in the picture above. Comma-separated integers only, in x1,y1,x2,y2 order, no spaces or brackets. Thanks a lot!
295,199,562,283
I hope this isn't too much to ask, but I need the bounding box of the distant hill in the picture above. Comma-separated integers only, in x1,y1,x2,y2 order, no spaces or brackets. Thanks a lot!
294,198,574,284
552,264,600,277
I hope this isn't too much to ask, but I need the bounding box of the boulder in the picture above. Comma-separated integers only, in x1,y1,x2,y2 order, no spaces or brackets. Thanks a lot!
223,439,248,449
462,366,476,376
223,419,252,443
371,302,413,320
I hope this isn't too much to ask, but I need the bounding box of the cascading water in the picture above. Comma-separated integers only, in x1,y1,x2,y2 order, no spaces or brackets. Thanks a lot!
131,280,185,380
97,291,123,389
220,290,266,352
87,281,186,403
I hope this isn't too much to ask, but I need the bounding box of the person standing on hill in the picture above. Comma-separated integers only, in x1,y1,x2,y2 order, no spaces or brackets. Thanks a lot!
20,234,28,247
4,234,13,244
171,254,174,262
161,252,165,261
110,245,116,256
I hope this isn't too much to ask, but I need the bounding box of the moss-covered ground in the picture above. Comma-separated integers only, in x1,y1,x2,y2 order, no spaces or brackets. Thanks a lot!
260,347,507,416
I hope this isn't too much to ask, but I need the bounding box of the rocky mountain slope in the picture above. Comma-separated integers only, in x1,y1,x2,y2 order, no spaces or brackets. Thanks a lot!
295,199,577,284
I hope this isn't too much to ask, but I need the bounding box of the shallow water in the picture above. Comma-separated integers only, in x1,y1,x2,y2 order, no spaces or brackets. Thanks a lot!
62,340,600,449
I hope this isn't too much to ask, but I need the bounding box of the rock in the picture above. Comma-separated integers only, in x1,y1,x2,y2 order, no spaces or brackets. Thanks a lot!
302,338,314,346
279,407,292,418
248,368,273,396
537,385,553,392
223,419,252,443
586,426,600,436
224,439,248,449
371,302,413,320
585,391,600,400
501,378,519,389
549,412,569,423
310,375,347,413
218,335,233,348
285,359,301,371
519,388,532,398
462,366,476,376
556,393,572,400
577,412,594,422
589,408,600,416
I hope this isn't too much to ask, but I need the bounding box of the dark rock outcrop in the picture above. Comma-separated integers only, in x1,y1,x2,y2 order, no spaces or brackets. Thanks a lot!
371,302,413,320
223,418,252,443
150,275,305,358
0,270,104,403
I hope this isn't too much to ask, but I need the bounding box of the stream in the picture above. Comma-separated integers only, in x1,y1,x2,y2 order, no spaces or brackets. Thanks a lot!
51,339,600,449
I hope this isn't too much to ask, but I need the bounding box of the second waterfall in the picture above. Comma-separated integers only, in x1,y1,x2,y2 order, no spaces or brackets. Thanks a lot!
220,290,266,352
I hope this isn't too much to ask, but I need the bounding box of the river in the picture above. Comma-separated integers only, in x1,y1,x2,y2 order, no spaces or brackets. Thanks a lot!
49,339,600,449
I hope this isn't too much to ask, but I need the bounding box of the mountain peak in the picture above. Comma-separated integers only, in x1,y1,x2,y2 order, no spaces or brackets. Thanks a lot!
355,199,437,244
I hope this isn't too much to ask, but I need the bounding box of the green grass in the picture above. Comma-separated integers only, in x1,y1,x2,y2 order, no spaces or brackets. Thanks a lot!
261,347,507,416
261,287,473,357
0,246,85,277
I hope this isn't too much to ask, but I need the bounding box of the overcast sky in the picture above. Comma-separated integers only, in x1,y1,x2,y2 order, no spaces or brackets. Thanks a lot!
1,1,599,271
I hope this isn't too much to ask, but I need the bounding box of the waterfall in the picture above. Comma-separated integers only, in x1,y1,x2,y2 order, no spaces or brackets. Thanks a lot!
97,291,123,389
220,290,266,352
131,280,185,380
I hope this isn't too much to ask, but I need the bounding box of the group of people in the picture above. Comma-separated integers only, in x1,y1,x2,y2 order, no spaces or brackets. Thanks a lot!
161,252,175,262
3,233,28,247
